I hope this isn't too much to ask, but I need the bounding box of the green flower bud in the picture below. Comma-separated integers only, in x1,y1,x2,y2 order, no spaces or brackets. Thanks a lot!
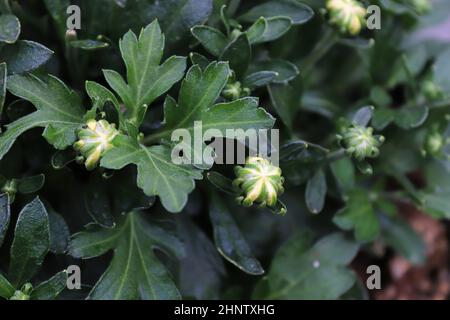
233,157,285,209
422,80,444,101
337,125,385,161
9,283,33,300
411,0,431,14
1,179,18,202
326,0,366,36
222,81,250,100
74,119,119,171
421,124,449,158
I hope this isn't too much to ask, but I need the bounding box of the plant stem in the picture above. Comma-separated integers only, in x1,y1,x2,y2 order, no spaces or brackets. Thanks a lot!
301,28,339,79
142,130,170,145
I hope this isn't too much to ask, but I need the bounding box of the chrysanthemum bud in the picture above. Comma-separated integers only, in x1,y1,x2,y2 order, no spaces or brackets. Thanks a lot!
422,80,444,101
421,124,449,158
73,119,119,170
1,179,18,202
233,157,285,209
326,0,366,35
337,125,384,161
9,283,32,300
411,0,431,14
222,81,250,100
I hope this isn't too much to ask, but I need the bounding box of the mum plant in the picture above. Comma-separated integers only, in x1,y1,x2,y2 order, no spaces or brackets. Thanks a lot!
0,0,449,300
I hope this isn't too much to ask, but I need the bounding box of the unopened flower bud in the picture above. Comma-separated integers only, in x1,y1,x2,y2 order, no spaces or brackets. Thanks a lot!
421,124,449,158
337,125,384,161
222,81,250,100
422,80,444,101
73,119,119,170
411,0,431,14
326,0,366,35
9,283,32,300
233,157,285,209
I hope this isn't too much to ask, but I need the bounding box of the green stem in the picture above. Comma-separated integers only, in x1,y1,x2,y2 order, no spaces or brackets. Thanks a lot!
142,130,170,145
301,28,339,79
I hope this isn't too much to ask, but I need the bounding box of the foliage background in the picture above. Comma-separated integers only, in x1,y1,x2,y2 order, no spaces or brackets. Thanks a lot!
0,0,450,300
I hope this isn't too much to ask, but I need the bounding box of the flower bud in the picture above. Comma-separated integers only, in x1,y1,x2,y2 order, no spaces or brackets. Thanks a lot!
9,283,32,300
326,0,366,35
422,80,444,101
73,119,119,170
421,124,449,158
1,179,18,202
222,81,251,100
337,125,384,161
411,0,431,14
233,157,285,209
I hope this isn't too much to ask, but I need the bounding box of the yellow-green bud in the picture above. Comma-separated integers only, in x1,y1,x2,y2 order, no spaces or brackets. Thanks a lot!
9,283,32,300
422,124,448,158
337,125,385,161
411,0,431,14
422,80,444,101
222,81,250,100
73,119,119,170
326,0,366,36
233,157,285,209
1,179,18,202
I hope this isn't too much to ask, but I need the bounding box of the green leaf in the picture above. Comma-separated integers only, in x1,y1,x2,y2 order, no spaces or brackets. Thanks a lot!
101,135,202,213
191,25,228,57
434,47,450,94
0,193,10,248
256,17,292,43
189,52,210,70
220,33,251,79
17,174,45,194
249,59,299,83
394,105,429,129
0,272,14,299
84,176,114,228
380,215,426,266
177,217,225,299
246,17,267,44
209,192,264,275
43,0,70,40
1,74,85,160
105,20,186,125
330,157,355,196
305,169,327,214
268,79,301,131
9,197,50,287
372,107,395,130
239,1,314,25
0,40,53,75
69,40,109,50
254,233,359,299
150,62,274,160
352,106,374,127
421,191,450,218
30,270,67,300
206,171,238,196
243,71,278,89
0,62,5,113
85,80,122,123
0,14,20,43
333,191,380,242
48,207,70,254
69,211,183,300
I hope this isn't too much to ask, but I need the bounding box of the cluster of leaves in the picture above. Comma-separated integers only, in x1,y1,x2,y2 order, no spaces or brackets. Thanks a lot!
1,0,450,300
